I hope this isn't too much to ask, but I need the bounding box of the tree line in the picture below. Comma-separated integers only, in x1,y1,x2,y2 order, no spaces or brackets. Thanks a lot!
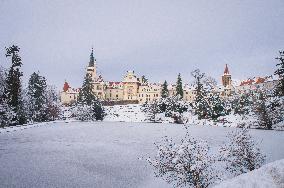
0,45,60,127
0,45,106,127
143,51,284,129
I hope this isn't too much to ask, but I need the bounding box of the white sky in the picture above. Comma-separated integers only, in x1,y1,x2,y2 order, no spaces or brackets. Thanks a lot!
0,0,283,89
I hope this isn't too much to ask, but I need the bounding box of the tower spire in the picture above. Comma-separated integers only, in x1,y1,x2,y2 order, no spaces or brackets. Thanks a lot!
224,64,229,74
89,47,95,67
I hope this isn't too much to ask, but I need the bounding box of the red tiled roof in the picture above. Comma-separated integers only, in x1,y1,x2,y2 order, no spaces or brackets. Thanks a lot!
63,81,70,92
240,79,255,86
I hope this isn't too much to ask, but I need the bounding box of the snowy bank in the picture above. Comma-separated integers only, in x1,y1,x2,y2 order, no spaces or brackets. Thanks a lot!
214,159,284,188
0,121,63,134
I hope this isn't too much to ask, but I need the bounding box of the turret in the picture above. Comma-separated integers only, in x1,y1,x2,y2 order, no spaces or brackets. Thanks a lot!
89,47,96,67
87,47,97,80
222,64,232,87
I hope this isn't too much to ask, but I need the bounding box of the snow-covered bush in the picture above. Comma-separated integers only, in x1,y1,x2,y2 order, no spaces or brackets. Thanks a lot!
45,85,61,121
73,101,105,121
0,99,16,127
148,135,219,188
219,128,265,176
142,96,189,124
141,100,161,122
73,104,93,121
249,90,284,130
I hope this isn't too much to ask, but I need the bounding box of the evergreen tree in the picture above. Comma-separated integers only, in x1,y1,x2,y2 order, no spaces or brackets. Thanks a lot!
4,45,26,124
191,69,209,120
78,73,96,105
208,93,226,120
0,66,15,127
76,73,105,121
233,92,253,115
274,51,284,96
175,73,183,98
92,100,105,121
27,72,48,122
254,91,273,130
161,80,169,98
141,100,161,122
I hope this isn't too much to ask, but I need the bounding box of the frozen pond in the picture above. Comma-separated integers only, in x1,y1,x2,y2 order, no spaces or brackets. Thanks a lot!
0,121,283,188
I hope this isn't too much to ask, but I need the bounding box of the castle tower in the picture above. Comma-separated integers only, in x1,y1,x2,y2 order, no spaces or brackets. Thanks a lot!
86,47,97,80
222,64,232,87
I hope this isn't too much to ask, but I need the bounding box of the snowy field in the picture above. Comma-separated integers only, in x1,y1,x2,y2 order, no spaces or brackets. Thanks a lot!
0,121,284,188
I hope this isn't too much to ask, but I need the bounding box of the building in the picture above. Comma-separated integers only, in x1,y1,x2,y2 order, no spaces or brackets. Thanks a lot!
235,76,279,94
60,48,278,105
138,83,161,103
60,81,80,105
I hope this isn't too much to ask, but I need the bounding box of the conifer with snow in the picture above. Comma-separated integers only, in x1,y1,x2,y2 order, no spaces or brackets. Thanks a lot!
161,80,169,98
76,73,105,121
208,93,226,120
4,45,26,124
253,91,273,129
253,90,284,129
274,50,284,96
0,67,15,127
191,69,210,120
148,135,218,188
232,92,254,116
141,100,161,122
176,73,183,98
77,73,96,105
27,72,48,122
219,128,265,176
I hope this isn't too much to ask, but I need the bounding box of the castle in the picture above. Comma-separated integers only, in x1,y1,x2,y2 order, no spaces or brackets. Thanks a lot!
60,49,279,105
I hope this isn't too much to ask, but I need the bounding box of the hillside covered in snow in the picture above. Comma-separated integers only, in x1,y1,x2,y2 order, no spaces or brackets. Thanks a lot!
214,159,284,188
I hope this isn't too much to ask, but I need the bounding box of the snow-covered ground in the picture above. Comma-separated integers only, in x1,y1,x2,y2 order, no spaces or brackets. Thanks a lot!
104,104,146,122
214,159,284,188
0,121,283,188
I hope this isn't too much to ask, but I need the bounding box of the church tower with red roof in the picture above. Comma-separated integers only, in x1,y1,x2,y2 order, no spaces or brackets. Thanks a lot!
222,64,232,87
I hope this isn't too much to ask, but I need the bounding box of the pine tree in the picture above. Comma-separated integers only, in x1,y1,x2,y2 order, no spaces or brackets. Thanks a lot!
191,69,209,120
233,92,253,115
78,73,96,105
27,72,48,122
274,51,284,96
161,80,169,98
4,45,26,124
175,73,183,98
141,100,161,122
76,73,105,121
0,67,15,127
92,100,105,121
254,91,273,130
208,93,226,120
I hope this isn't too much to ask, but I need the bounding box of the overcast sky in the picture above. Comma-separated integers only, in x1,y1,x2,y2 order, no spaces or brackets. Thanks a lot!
0,0,283,89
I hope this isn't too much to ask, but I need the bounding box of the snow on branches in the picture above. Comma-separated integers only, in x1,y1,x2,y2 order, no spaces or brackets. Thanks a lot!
219,128,265,176
148,135,219,188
